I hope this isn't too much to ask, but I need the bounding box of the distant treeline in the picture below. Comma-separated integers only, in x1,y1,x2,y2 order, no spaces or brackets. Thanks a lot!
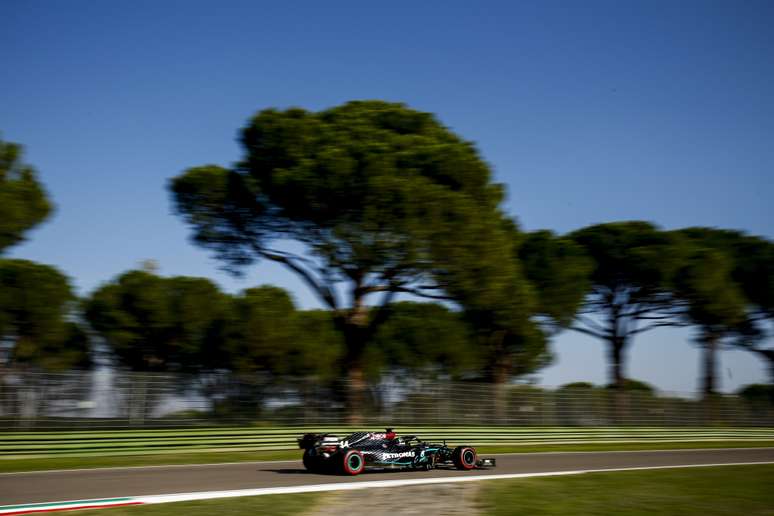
1,101,773,418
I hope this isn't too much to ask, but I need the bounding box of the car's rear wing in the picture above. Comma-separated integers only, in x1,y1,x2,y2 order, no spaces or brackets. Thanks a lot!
298,433,342,449
298,433,321,449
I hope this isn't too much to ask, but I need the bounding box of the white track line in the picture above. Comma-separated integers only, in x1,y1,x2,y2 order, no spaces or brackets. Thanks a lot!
125,461,774,504
2,461,773,514
132,461,774,503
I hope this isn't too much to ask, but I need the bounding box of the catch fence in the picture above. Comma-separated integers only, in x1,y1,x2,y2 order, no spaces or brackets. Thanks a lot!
0,370,772,429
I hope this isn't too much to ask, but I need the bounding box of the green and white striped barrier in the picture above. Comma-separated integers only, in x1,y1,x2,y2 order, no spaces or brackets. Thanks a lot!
2,427,774,460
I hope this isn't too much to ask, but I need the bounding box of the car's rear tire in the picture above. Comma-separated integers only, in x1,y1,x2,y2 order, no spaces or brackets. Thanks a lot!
452,446,477,470
340,449,365,475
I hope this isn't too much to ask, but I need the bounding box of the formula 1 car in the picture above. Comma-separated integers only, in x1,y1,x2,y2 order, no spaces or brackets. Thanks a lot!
297,428,496,475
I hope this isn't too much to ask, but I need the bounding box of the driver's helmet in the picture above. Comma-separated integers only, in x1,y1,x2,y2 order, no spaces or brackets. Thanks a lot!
385,428,396,440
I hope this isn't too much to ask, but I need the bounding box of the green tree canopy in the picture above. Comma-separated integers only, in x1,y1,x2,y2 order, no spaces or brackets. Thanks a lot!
430,216,550,383
84,270,229,372
737,383,774,407
369,301,479,379
604,378,656,394
0,259,88,370
0,138,52,253
226,286,300,375
568,221,683,393
517,229,592,329
677,228,774,319
169,100,511,417
558,381,596,391
672,241,747,333
292,309,345,380
673,244,746,396
675,228,774,385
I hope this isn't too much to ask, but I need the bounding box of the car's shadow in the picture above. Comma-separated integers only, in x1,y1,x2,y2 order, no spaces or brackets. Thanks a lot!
264,468,444,475
265,468,384,475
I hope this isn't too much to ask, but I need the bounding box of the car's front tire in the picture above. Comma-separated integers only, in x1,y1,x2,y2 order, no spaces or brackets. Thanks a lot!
452,446,477,470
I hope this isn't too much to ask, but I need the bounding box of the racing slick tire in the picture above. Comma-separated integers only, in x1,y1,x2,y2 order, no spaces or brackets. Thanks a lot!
339,449,366,475
302,449,322,473
452,446,477,470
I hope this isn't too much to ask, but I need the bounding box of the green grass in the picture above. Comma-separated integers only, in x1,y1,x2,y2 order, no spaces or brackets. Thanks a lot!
478,464,774,516
64,464,774,516
1,440,772,473
87,493,323,516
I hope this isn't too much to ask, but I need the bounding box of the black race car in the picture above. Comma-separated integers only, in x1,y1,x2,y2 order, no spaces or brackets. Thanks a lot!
297,428,496,475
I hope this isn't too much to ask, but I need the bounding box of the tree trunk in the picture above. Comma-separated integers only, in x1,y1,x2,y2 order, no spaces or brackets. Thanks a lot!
341,302,370,425
701,333,719,399
608,337,626,423
482,330,512,424
609,339,625,390
491,351,512,425
700,331,721,424
345,361,366,425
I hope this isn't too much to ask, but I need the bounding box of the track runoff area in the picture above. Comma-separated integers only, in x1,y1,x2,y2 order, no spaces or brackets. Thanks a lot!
2,448,774,514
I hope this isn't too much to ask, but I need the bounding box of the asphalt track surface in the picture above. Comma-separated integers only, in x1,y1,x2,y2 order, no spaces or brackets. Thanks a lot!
2,448,773,505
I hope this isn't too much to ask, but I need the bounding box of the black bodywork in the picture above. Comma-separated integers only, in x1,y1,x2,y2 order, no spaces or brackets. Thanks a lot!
297,429,496,475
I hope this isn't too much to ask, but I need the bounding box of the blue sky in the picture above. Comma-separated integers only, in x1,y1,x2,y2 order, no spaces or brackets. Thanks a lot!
2,0,773,393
